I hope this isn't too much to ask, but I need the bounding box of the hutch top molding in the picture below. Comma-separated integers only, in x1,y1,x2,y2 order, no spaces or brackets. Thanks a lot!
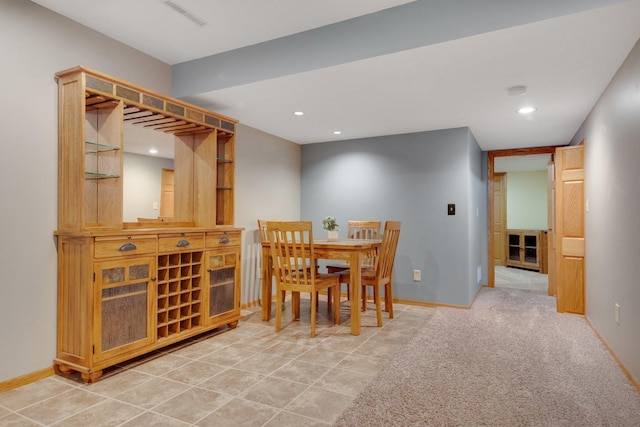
56,65,237,135
55,66,237,231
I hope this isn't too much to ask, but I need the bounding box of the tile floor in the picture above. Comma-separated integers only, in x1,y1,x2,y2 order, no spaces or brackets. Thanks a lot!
0,296,435,426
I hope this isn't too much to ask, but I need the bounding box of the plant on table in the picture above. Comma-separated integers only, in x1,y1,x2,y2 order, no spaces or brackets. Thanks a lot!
322,216,339,231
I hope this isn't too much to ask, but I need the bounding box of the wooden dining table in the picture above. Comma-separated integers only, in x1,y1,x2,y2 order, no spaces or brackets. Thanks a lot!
260,238,381,336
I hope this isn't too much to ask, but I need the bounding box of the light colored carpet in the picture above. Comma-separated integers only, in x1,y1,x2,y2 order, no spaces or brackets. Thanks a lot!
495,265,548,292
335,287,640,426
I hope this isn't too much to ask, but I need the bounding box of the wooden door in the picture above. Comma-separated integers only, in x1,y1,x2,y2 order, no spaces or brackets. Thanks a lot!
555,145,585,314
493,173,507,266
160,168,174,218
547,159,557,296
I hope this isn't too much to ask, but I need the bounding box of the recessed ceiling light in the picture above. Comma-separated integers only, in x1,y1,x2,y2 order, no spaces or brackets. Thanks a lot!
517,106,537,114
333,131,342,135
293,111,304,116
149,148,158,154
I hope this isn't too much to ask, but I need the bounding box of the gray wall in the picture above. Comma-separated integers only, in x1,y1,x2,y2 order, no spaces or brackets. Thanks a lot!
570,39,640,382
301,128,487,307
234,124,301,305
0,0,300,383
0,0,171,383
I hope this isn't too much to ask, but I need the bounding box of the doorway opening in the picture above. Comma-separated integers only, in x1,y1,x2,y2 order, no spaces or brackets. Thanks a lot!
488,147,557,293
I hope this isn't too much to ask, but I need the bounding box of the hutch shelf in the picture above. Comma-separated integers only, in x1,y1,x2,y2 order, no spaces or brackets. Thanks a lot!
54,66,242,383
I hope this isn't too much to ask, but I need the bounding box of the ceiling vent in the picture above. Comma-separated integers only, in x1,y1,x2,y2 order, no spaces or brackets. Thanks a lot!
162,0,208,27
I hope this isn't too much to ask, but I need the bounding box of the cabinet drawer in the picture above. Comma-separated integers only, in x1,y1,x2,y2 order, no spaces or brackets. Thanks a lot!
94,236,156,259
158,233,204,253
206,231,241,248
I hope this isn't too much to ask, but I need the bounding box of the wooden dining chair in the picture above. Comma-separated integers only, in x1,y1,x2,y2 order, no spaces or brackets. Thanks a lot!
258,219,287,315
266,221,341,337
326,220,382,300
339,221,401,327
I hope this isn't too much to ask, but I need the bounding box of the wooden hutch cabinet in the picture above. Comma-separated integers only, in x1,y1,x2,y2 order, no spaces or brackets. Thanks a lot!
54,66,242,383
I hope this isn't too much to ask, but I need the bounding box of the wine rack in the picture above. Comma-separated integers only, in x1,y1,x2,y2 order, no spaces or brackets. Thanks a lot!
156,251,203,339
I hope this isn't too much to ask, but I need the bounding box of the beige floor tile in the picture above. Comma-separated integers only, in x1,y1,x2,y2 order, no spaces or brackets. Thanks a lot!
313,367,374,397
240,376,309,409
79,369,153,397
130,354,193,376
261,341,314,358
315,332,370,352
263,410,331,426
167,339,228,359
352,337,400,359
196,398,279,427
337,352,389,375
199,345,257,367
0,302,428,426
0,377,76,411
152,387,232,424
122,410,192,426
296,347,350,367
271,360,332,385
198,368,263,395
161,360,227,386
17,388,106,425
113,377,190,410
286,387,354,424
228,335,282,352
234,352,292,375
0,412,41,426
50,398,143,427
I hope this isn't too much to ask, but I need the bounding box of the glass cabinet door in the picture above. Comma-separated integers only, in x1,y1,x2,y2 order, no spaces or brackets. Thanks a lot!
524,234,538,264
205,249,240,322
94,257,155,362
508,233,521,262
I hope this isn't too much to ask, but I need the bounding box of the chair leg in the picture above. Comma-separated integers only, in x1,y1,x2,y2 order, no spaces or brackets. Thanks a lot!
361,285,367,312
327,288,332,311
374,285,383,327
292,292,300,319
385,282,394,319
310,290,317,337
275,288,284,332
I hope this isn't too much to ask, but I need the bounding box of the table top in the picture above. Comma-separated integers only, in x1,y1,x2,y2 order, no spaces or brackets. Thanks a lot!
261,238,380,248
312,239,380,248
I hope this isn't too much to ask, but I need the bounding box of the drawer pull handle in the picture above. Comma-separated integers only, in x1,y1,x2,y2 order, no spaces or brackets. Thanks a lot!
119,243,137,251
176,240,190,247
219,237,230,244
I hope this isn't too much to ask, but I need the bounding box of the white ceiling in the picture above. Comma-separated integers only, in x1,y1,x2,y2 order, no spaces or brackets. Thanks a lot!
33,0,640,151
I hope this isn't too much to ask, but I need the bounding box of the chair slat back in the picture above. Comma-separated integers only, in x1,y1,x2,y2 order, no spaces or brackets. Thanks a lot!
347,220,381,267
347,220,381,240
376,221,401,284
266,221,315,287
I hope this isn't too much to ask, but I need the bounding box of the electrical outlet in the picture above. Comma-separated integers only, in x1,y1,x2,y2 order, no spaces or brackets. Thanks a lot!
615,303,620,325
413,270,421,282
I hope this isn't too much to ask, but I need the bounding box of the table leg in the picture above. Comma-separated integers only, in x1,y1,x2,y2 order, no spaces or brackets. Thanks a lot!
349,251,362,335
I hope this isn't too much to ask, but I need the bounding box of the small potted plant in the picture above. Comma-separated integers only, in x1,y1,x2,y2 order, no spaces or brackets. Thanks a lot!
322,216,339,241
